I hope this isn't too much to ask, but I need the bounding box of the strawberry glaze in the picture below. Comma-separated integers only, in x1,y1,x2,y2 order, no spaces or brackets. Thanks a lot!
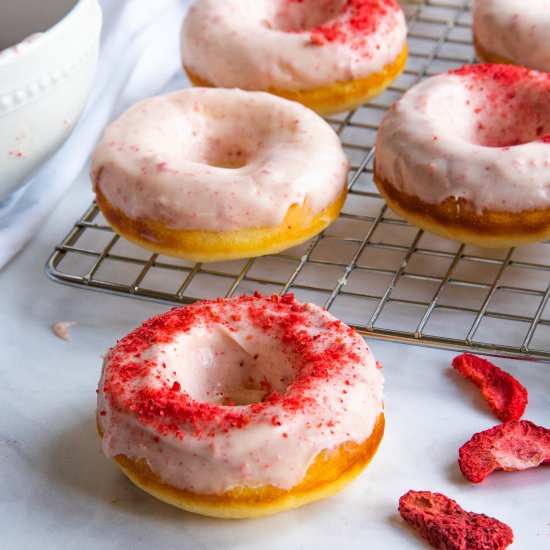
375,65,550,212
91,88,349,232
473,0,550,72
97,294,384,494
180,0,406,91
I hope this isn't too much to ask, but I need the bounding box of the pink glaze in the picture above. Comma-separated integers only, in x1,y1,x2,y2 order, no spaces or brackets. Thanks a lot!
180,0,407,91
90,88,349,232
473,0,550,71
97,294,384,494
375,65,550,213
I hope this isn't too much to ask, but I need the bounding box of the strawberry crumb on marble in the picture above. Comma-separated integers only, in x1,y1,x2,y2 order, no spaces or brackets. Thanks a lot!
458,420,550,483
399,490,514,549
452,353,528,422
52,321,76,342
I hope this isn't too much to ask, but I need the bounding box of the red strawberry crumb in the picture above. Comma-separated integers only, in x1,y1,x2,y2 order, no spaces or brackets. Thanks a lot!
271,416,282,426
305,0,399,45
101,294,362,439
452,354,528,422
458,420,550,483
450,64,542,84
310,33,326,46
449,65,550,147
399,490,514,549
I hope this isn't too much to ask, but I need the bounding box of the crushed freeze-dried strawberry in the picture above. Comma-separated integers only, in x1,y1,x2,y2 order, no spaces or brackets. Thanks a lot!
452,354,528,422
102,294,364,438
310,33,326,45
459,420,550,483
399,490,514,549
52,321,76,342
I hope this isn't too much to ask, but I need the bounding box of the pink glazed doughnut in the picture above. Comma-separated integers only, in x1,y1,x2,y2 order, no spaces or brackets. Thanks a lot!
91,88,349,262
473,0,550,71
181,0,408,115
374,64,550,248
96,294,385,518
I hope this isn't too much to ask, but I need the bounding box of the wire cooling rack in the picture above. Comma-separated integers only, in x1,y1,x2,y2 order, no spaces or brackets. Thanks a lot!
45,0,550,361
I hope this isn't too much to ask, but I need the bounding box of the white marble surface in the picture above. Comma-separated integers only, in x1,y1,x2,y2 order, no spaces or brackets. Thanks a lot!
0,166,549,549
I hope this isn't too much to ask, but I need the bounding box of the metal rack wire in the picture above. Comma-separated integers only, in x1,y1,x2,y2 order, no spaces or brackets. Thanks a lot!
45,0,550,361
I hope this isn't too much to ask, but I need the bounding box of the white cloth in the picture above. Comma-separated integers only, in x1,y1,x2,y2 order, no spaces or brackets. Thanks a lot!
0,0,191,269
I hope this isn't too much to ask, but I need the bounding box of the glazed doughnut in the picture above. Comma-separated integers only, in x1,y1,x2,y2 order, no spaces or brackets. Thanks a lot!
96,294,385,518
91,88,349,262
180,0,408,115
374,64,550,248
472,0,550,72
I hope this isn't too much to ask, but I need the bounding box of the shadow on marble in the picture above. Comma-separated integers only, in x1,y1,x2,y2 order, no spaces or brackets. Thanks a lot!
388,511,418,546
446,456,470,486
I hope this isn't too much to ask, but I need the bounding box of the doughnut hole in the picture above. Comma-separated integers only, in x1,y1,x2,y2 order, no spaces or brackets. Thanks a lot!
201,143,249,169
163,93,305,172
269,0,342,32
164,327,296,406
468,84,550,147
427,73,550,148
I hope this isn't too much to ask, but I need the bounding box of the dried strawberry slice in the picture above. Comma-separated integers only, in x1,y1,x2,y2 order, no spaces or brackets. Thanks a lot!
452,353,528,422
459,420,550,483
399,490,513,549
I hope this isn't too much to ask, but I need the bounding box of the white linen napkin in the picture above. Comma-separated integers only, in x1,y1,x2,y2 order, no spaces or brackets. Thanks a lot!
0,0,192,269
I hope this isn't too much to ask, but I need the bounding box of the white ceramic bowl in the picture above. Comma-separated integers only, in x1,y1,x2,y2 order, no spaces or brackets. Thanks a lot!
0,0,102,199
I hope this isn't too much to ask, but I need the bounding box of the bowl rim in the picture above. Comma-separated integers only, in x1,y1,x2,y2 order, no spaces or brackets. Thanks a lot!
0,0,95,65
45,0,90,39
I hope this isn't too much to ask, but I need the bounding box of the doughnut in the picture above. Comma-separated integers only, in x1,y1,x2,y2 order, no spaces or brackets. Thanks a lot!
180,0,408,115
96,293,385,518
373,64,550,248
90,88,349,262
472,0,550,72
